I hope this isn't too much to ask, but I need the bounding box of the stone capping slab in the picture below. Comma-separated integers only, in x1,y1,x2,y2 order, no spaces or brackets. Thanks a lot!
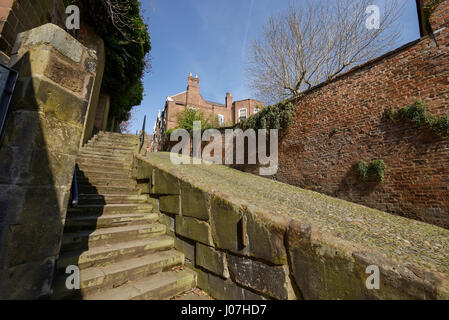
135,153,449,299
14,23,85,63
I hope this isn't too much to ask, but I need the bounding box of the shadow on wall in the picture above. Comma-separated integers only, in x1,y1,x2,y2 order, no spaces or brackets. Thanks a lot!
0,52,66,299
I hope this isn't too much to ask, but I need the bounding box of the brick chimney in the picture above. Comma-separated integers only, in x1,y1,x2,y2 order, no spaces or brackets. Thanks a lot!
187,73,199,94
186,73,200,106
226,92,232,109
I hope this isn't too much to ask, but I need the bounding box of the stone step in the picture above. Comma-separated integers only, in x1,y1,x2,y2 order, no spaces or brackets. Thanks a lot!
77,162,127,173
68,204,153,215
77,185,136,195
64,212,158,231
77,157,127,168
53,250,185,299
77,177,136,188
87,139,137,147
84,269,196,300
81,148,134,157
61,223,166,251
83,143,134,150
78,194,147,205
56,235,175,271
77,169,129,180
77,153,129,163
97,135,139,144
98,131,139,139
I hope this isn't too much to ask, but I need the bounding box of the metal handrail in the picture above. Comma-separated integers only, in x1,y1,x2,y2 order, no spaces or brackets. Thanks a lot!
71,165,79,207
0,62,18,146
139,115,146,153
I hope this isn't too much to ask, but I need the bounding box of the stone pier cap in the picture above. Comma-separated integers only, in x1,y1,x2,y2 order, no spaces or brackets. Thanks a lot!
135,152,449,299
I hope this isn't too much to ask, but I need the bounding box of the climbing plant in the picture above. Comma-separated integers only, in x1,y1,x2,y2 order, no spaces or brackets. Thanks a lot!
71,0,151,123
387,100,449,137
423,0,444,33
357,160,386,182
239,101,295,131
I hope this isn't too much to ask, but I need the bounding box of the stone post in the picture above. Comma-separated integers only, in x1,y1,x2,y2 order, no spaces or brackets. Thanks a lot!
0,23,97,299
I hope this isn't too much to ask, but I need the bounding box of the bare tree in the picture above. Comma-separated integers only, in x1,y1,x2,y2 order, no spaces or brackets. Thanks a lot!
247,0,403,104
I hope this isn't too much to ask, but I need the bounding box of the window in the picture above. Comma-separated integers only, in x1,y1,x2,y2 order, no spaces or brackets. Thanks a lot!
254,107,260,114
238,108,247,122
217,114,224,126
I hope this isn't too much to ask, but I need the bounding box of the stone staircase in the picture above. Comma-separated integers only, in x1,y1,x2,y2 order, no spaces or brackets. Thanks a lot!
53,132,197,300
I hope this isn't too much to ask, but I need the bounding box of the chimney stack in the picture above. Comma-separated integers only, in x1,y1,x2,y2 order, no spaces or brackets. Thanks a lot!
226,92,232,109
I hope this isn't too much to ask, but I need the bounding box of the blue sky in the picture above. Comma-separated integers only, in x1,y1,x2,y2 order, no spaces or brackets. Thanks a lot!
129,0,420,134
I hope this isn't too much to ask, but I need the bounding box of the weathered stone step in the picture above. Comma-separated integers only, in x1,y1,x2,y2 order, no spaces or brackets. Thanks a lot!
77,157,127,168
84,269,196,300
77,153,129,163
98,131,139,139
77,163,127,174
77,177,136,188
77,185,136,195
77,169,129,180
83,143,134,150
64,212,158,231
68,204,153,215
54,250,185,299
56,235,174,271
96,136,139,144
61,223,166,251
87,140,137,148
78,194,147,205
81,148,134,157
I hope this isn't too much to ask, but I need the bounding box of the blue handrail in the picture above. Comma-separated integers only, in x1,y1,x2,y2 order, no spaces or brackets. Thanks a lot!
139,115,146,153
71,166,79,207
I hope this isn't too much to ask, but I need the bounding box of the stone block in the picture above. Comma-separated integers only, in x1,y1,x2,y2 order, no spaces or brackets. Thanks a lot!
21,24,84,62
245,205,289,265
226,253,296,300
175,215,213,246
159,195,179,215
174,236,195,263
0,144,76,187
181,181,210,221
207,272,265,300
210,195,288,265
1,217,64,268
0,256,56,300
152,168,179,195
287,219,449,300
10,75,88,126
196,243,229,279
135,162,153,180
211,195,245,253
158,213,175,237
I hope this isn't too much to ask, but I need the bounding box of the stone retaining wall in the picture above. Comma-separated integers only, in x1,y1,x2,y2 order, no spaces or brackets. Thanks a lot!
132,152,449,300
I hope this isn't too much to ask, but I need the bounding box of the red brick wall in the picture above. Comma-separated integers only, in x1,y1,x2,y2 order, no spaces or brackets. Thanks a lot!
271,1,449,228
0,0,67,57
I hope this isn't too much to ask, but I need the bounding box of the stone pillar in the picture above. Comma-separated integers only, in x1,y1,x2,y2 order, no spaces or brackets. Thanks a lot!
77,24,105,147
0,23,96,299
94,91,110,132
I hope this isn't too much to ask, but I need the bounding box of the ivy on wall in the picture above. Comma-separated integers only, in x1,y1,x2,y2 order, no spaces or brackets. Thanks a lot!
357,160,386,182
239,101,295,131
423,0,444,33
387,100,449,137
72,0,151,123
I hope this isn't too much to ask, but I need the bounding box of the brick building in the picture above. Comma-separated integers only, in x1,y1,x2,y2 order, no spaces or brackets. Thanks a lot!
150,74,264,151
